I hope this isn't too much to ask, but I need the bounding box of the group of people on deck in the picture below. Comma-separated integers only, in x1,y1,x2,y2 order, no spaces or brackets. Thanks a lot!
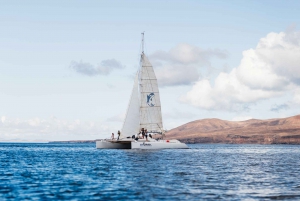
140,128,148,141
110,128,151,141
110,130,121,140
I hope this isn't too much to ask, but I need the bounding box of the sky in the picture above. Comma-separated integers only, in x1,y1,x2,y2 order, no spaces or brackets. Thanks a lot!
1,0,300,142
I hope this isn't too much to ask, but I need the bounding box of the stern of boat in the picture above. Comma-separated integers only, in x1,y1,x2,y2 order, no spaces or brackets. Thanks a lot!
96,140,131,149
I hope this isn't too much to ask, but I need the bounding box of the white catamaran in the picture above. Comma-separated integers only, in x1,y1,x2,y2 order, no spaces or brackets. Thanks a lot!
96,33,188,149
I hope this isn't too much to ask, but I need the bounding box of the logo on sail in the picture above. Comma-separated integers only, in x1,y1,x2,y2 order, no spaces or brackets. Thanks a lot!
147,93,155,107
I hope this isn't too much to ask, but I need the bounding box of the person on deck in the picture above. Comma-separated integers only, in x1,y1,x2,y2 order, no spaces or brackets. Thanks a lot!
111,133,114,140
141,128,145,139
145,129,148,141
117,130,121,140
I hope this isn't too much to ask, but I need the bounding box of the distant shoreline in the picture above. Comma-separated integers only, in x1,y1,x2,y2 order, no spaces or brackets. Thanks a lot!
47,140,300,145
48,140,96,144
1,140,300,145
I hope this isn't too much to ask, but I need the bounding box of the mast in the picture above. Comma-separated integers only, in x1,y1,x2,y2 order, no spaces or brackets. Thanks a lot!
122,32,163,136
141,31,145,54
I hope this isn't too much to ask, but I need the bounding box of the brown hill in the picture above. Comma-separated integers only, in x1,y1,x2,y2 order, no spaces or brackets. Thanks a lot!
166,115,300,144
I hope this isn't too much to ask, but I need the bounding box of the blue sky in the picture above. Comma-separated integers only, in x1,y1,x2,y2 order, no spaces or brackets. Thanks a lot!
1,1,300,141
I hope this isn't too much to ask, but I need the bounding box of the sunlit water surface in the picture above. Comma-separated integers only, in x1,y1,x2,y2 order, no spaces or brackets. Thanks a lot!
1,143,300,200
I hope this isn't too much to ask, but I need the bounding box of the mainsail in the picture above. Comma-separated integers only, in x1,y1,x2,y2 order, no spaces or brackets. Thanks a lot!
139,53,163,133
121,36,163,136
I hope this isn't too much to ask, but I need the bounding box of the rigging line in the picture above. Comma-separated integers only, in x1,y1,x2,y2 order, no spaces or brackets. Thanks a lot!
138,32,147,132
156,123,164,135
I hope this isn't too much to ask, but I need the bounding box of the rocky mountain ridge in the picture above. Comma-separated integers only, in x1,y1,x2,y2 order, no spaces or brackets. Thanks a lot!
166,115,300,144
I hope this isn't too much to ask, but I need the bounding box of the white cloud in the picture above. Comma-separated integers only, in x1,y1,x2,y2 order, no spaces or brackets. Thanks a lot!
182,30,300,111
150,43,228,86
270,104,289,112
70,59,124,76
1,116,5,123
163,110,197,120
293,89,300,105
232,116,252,121
106,113,125,122
0,116,112,142
154,64,199,86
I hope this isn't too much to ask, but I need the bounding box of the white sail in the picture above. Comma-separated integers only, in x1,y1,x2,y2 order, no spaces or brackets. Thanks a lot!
121,72,140,137
139,53,163,133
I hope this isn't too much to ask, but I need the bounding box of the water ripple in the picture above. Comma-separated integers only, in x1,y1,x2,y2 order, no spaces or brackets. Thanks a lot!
1,143,300,200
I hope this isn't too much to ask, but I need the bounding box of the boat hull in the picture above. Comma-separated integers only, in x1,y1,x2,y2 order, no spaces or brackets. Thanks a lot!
96,141,131,149
96,139,188,149
131,141,188,149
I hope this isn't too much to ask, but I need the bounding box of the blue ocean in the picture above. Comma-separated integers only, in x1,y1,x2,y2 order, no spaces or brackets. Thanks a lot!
1,143,300,200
